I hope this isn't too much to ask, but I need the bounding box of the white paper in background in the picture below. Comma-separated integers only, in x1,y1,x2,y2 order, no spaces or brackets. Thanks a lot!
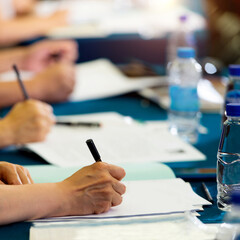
71,59,165,101
32,178,211,223
34,0,205,39
35,0,114,25
0,71,34,82
0,59,166,101
27,112,206,167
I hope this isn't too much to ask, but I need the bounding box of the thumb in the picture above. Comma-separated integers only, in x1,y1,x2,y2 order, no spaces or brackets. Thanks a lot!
0,180,5,185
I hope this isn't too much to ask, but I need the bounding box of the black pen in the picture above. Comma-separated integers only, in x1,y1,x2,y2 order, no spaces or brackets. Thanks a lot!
202,182,213,203
56,121,101,127
13,64,29,100
86,139,102,162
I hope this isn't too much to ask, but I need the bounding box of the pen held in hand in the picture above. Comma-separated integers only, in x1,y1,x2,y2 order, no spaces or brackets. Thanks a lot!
86,139,102,162
56,121,101,127
13,64,29,100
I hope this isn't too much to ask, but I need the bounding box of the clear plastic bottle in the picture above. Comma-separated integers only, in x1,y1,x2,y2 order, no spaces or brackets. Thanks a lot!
216,193,240,240
217,103,240,211
168,47,202,144
167,15,196,64
222,65,240,123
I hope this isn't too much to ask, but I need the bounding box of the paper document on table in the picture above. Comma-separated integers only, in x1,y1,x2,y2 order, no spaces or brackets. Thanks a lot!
32,178,211,223
27,112,206,167
30,214,217,240
71,59,165,101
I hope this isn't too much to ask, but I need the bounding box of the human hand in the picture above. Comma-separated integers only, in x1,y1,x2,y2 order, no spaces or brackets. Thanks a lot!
13,0,36,16
0,162,33,185
1,100,55,145
22,40,78,72
29,63,76,103
45,10,69,30
58,162,126,215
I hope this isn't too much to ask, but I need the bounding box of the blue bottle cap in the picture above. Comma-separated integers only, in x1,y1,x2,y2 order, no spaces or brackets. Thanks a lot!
226,103,240,117
229,65,240,77
177,48,195,59
179,15,187,22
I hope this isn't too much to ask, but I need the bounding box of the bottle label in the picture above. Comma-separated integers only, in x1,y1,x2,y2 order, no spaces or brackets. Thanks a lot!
169,85,199,112
226,90,240,105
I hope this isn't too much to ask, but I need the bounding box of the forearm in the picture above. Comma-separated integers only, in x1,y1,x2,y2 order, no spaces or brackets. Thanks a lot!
0,17,50,47
0,183,67,225
0,81,40,108
0,47,26,72
0,119,14,148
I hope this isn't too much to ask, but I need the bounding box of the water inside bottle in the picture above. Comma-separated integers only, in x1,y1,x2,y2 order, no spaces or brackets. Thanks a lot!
217,152,240,211
217,122,240,211
168,110,200,144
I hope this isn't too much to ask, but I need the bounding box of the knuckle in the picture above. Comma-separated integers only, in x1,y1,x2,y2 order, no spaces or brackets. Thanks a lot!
101,189,112,199
95,202,111,214
33,118,44,129
9,179,21,185
93,162,107,171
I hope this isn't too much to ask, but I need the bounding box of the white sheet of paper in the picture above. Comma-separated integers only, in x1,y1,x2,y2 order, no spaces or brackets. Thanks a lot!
71,59,165,101
30,216,217,240
32,178,210,223
27,112,205,167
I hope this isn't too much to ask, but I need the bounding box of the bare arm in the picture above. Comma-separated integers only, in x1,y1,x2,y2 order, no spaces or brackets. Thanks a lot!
0,39,78,73
0,11,68,47
0,182,65,225
0,63,75,108
0,47,26,72
0,81,36,108
0,163,126,225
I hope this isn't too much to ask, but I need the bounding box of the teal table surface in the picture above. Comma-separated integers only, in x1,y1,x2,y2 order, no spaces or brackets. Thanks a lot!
0,93,224,239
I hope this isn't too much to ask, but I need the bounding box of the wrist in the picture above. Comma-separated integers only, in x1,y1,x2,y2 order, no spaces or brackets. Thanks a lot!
0,118,15,147
25,77,44,101
48,182,72,217
13,48,27,70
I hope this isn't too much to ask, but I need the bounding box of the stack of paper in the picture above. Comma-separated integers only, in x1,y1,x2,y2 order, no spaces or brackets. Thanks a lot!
29,178,215,240
34,178,210,221
30,214,217,240
26,112,206,167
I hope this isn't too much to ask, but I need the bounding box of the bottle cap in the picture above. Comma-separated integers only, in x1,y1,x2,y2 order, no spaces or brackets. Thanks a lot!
229,65,240,77
177,48,195,59
226,103,240,117
179,15,187,22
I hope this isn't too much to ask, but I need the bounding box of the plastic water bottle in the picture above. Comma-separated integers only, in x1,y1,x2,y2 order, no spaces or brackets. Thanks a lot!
168,47,202,144
167,15,196,63
217,103,240,211
216,193,240,240
222,65,240,123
